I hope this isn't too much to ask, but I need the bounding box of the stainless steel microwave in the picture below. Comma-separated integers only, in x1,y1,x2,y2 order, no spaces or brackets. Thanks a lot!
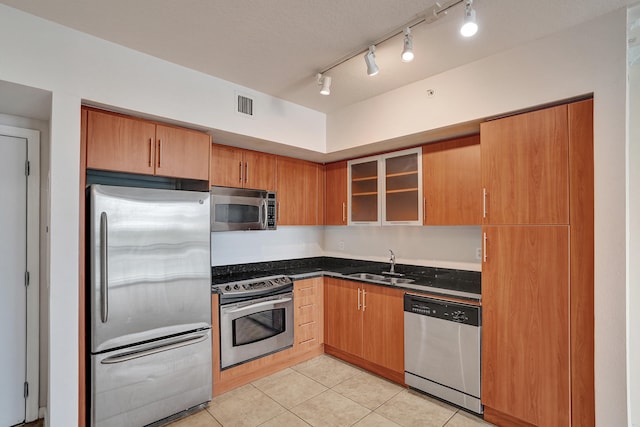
210,186,277,231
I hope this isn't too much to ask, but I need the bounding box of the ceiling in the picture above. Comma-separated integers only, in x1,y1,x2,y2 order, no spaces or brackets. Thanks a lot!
0,0,636,114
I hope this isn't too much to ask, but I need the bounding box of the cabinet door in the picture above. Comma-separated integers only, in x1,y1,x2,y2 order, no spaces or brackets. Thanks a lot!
86,109,156,175
276,157,319,225
155,125,210,180
349,158,379,224
325,161,348,225
382,148,422,225
482,225,570,426
324,278,362,357
210,144,244,188
362,284,404,374
481,105,569,225
423,135,481,225
243,149,276,191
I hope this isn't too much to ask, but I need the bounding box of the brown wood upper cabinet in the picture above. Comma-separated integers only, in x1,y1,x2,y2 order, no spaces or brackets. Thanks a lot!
210,144,276,191
324,277,404,378
324,161,348,225
422,135,481,225
480,104,570,225
276,156,321,225
348,147,423,226
85,108,210,180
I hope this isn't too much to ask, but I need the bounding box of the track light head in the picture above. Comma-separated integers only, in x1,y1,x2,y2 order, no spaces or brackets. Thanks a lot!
316,73,332,96
401,27,414,62
364,45,379,76
460,0,478,37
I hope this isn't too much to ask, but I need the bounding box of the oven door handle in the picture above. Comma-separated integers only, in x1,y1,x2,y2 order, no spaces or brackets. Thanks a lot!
226,297,292,314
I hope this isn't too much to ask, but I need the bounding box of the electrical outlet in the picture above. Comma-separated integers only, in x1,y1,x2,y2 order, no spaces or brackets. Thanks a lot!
338,240,345,251
475,247,482,260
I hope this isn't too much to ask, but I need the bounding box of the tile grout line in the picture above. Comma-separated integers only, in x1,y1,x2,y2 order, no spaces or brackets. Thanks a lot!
210,355,487,427
294,354,408,420
441,409,459,427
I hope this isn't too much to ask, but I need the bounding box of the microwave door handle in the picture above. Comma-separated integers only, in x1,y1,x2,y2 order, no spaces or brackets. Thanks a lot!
226,297,292,314
261,199,268,229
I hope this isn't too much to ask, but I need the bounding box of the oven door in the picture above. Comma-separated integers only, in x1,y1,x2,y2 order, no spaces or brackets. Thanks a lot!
219,292,293,369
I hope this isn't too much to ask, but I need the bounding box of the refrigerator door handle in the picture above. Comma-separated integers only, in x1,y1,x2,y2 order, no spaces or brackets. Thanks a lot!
100,332,209,365
100,211,109,323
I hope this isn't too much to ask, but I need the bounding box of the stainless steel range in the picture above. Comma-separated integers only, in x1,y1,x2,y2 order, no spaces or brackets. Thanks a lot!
214,276,293,369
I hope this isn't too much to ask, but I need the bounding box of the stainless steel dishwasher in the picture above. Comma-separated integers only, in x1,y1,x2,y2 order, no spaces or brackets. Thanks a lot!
404,294,482,414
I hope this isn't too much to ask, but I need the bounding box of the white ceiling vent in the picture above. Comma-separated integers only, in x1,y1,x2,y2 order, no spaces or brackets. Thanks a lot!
235,92,254,118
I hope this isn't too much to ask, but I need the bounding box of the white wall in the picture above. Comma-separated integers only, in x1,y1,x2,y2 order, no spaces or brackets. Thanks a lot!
324,226,481,271
0,5,325,154
327,9,629,426
211,227,324,266
211,226,481,271
627,6,640,425
47,93,81,427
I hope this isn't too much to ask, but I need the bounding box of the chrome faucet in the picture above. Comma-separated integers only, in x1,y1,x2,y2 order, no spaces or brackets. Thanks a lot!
389,249,396,274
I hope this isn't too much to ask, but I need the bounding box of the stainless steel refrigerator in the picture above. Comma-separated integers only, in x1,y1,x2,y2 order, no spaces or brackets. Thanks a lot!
88,184,212,427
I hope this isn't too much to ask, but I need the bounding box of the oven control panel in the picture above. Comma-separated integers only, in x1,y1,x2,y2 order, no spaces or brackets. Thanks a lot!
216,275,293,302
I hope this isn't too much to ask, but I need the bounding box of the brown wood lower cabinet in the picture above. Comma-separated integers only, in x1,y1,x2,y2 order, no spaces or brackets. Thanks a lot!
324,277,404,384
482,225,570,427
294,278,324,353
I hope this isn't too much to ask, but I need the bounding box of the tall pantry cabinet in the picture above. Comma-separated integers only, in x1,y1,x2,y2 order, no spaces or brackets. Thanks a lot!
480,99,594,427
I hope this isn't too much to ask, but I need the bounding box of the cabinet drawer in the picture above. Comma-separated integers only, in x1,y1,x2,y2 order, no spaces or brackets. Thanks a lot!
297,304,317,325
297,284,317,297
297,286,317,306
297,322,318,344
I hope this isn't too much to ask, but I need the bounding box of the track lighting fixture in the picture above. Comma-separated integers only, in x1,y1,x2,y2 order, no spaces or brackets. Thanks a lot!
315,0,479,91
316,73,332,95
401,27,414,62
460,0,478,37
364,45,379,76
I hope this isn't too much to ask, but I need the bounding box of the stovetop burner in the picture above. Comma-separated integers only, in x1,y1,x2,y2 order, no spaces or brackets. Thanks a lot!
214,275,293,302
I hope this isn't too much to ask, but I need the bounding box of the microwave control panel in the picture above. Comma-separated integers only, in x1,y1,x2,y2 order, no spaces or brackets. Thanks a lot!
266,192,277,229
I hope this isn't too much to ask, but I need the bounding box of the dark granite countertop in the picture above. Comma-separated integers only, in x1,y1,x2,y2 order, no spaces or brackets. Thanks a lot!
212,257,481,301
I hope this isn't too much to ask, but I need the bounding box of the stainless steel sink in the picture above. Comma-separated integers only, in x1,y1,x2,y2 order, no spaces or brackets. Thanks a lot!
387,277,414,284
346,273,414,285
347,273,386,281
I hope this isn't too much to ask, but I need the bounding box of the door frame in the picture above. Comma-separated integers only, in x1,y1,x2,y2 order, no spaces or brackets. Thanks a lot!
0,124,40,422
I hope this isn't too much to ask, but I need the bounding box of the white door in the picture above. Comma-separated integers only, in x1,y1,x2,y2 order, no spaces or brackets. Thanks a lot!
0,133,27,426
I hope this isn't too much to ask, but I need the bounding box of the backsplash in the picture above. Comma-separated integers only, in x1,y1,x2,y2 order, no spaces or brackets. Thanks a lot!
324,225,482,271
210,226,324,266
211,225,481,272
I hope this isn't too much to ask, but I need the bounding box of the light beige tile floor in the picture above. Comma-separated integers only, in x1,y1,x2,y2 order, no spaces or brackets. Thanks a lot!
168,355,495,427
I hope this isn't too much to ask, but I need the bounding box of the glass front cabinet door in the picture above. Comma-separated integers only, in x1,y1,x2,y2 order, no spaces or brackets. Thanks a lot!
348,147,422,225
